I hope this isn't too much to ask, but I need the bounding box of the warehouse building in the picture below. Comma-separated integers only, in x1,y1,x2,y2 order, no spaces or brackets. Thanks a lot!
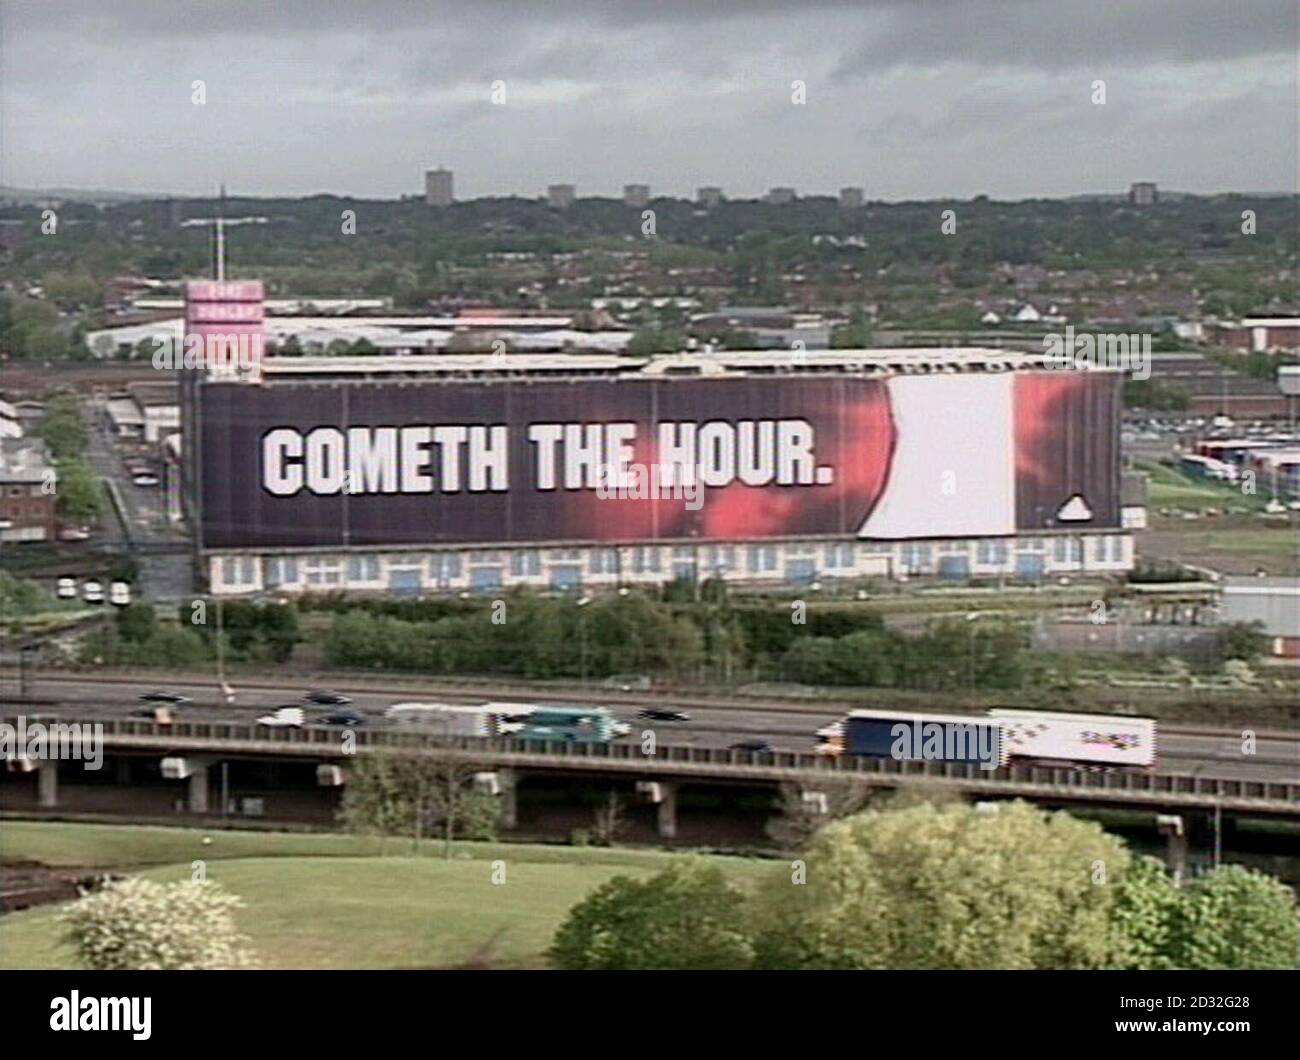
179,288,1135,597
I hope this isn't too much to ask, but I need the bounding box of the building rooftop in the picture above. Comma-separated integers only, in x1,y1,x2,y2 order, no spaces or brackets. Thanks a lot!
0,437,54,484
244,347,1090,384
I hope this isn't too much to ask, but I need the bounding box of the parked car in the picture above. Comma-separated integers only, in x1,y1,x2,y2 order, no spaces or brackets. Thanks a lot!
638,708,691,722
138,691,191,704
729,739,774,753
56,577,77,599
81,580,104,604
57,527,91,542
304,690,351,706
131,474,160,487
109,581,132,606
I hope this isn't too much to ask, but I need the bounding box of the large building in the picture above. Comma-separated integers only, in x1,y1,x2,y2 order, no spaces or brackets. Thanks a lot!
424,167,454,207
1209,317,1300,354
547,184,576,209
1221,577,1300,658
0,437,57,543
177,288,1135,597
1129,182,1158,206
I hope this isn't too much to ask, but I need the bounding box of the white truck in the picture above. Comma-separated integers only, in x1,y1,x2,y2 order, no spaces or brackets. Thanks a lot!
384,702,527,737
988,709,1157,769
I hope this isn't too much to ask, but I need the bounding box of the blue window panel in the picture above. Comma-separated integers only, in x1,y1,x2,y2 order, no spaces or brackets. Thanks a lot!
938,555,970,580
786,558,817,584
549,565,582,591
469,566,502,591
1015,552,1045,578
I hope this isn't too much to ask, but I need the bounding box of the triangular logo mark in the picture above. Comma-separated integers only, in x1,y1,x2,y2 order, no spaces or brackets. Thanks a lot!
1056,494,1094,522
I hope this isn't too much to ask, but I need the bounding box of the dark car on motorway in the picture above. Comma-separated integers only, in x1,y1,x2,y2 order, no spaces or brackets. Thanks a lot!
729,739,775,753
138,691,190,705
303,690,352,706
316,710,367,727
638,708,691,722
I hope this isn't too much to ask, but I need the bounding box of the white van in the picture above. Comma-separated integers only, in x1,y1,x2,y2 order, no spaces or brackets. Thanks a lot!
82,580,104,604
56,577,78,600
109,581,132,606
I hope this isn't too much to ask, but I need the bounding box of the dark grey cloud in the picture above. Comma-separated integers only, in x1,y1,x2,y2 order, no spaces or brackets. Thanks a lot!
0,1,1294,199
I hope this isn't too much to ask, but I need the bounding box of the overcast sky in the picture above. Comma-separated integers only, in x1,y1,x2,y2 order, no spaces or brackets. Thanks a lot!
1,0,1296,200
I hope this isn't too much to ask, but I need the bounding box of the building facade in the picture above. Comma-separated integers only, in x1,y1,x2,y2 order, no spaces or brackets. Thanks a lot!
0,438,57,543
424,168,454,207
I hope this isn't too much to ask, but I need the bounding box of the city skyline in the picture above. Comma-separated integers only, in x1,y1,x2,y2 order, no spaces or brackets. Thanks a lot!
1,0,1295,201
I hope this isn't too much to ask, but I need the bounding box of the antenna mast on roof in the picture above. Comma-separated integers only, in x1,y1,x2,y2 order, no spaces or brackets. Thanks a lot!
215,182,227,281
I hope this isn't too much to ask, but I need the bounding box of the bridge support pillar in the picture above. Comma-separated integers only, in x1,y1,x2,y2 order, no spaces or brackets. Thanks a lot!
37,760,58,808
1156,814,1187,884
656,782,678,840
498,769,518,830
188,761,211,814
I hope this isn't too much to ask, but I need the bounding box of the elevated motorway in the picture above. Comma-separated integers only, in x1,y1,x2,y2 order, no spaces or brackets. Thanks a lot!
6,671,1299,784
4,714,1297,834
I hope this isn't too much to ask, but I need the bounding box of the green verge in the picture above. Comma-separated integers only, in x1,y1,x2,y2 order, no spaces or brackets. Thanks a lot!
0,821,769,970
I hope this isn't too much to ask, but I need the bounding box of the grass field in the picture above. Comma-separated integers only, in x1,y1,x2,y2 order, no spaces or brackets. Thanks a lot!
0,822,770,970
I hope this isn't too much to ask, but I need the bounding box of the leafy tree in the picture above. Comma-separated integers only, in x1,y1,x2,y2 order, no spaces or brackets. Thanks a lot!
1108,855,1183,969
52,458,104,524
61,878,257,970
750,801,1131,969
831,306,873,348
549,860,753,970
115,602,157,643
1170,865,1298,969
38,393,88,459
338,751,501,857
1214,621,1268,662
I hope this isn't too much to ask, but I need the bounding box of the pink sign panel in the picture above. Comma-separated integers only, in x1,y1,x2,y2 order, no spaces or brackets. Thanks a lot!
185,280,265,370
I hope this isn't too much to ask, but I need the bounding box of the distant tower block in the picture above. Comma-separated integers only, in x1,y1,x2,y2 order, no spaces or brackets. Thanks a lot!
697,186,724,208
839,186,864,209
623,184,650,208
425,167,454,207
766,187,796,205
1128,182,1157,206
547,184,576,209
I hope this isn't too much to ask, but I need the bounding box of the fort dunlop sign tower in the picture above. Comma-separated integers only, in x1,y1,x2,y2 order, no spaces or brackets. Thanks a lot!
177,281,1134,598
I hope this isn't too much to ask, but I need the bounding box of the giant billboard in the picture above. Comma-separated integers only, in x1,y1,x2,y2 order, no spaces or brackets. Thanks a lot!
195,371,1120,549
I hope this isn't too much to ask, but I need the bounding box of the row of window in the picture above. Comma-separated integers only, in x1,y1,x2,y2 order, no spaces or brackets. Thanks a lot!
225,537,1132,589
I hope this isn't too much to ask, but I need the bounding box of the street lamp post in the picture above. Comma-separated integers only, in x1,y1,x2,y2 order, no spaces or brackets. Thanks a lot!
576,595,591,682
214,595,234,704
